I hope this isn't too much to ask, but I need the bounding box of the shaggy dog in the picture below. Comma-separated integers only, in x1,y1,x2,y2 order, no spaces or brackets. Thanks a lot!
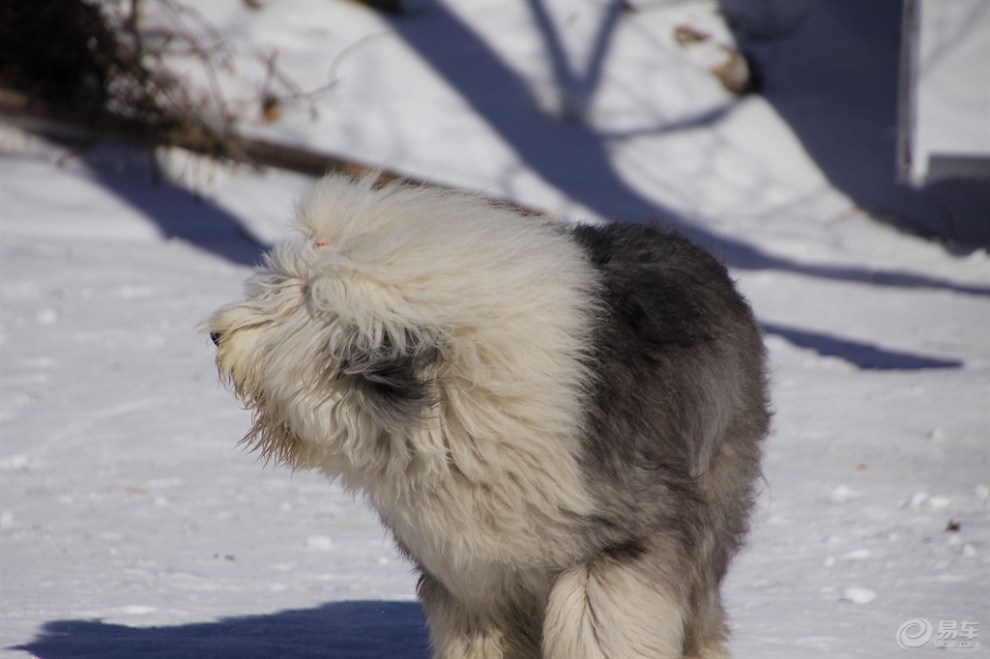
206,174,770,659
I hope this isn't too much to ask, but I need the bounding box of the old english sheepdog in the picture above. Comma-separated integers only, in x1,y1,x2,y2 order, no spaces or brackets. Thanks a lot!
206,174,770,659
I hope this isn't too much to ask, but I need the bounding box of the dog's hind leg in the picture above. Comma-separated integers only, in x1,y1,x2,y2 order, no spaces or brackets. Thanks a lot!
542,548,687,659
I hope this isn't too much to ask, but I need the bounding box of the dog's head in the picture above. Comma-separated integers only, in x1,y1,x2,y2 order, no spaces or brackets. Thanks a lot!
205,175,453,476
206,173,600,491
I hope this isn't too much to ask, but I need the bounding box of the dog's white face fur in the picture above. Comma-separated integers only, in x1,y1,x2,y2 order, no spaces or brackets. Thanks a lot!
207,175,600,577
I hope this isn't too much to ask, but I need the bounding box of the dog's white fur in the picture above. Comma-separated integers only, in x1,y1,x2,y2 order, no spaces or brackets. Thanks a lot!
211,177,606,643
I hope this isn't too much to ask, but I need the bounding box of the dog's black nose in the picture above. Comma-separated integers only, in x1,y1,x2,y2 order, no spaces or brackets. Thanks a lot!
210,332,223,347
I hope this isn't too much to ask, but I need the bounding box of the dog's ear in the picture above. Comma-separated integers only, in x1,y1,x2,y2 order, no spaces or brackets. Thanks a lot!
336,327,442,420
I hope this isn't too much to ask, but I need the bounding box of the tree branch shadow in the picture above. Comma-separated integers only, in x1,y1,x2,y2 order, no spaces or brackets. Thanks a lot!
762,322,963,370
65,138,267,267
388,1,982,371
389,1,988,297
523,0,625,122
12,601,428,659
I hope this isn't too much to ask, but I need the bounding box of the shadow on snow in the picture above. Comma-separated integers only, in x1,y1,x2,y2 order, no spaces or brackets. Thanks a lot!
63,1,985,372
739,0,990,247
13,601,429,659
762,322,963,370
73,140,267,268
388,1,989,290
388,0,981,370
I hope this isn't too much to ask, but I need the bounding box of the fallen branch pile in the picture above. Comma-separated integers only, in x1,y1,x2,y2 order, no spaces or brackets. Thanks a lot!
0,0,405,183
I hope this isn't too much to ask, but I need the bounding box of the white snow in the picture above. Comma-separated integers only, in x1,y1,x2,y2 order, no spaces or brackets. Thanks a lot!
841,588,878,606
2,1,988,658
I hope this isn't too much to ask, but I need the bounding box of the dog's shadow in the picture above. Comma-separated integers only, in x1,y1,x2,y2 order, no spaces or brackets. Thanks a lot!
12,601,429,659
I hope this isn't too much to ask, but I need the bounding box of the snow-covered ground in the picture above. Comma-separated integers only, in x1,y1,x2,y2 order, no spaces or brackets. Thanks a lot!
2,1,988,657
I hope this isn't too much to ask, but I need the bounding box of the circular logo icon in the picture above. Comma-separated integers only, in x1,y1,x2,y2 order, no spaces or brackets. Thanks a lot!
896,618,934,649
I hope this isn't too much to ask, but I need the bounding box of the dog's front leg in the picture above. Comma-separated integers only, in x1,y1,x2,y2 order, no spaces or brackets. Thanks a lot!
542,549,688,659
418,572,516,659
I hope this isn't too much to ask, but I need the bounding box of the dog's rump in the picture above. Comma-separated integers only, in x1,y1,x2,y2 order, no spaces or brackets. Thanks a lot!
570,221,769,478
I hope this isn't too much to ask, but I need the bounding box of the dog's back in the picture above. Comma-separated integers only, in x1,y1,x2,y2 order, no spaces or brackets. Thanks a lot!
567,222,770,658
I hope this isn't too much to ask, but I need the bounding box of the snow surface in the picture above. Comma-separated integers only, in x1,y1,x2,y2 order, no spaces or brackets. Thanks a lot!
2,1,988,658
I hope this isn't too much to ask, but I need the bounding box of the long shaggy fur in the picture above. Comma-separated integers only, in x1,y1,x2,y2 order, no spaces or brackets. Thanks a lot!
206,174,770,659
